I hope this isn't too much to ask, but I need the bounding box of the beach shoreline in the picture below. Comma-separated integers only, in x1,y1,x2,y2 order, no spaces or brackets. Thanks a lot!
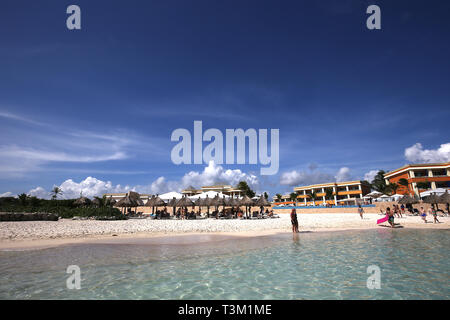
0,213,448,250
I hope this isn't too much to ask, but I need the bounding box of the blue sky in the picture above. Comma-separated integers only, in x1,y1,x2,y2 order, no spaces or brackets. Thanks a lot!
0,0,449,198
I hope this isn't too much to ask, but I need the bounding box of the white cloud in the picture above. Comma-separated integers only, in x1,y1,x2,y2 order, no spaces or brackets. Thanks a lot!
335,167,352,182
404,143,450,163
0,191,13,197
24,161,260,199
280,170,333,186
280,166,353,186
0,146,127,163
363,170,378,183
28,187,50,199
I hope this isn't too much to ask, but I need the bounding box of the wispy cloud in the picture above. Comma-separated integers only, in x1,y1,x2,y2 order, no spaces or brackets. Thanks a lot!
0,110,167,177
0,110,45,126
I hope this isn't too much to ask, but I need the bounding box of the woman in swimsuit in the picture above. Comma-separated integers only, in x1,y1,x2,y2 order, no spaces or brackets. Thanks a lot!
290,208,299,233
420,207,427,223
358,204,364,219
430,207,440,223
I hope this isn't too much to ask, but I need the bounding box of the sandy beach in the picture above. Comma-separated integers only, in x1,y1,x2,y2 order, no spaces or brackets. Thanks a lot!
0,213,448,250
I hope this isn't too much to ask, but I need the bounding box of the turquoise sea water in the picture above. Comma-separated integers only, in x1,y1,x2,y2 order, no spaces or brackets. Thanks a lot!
0,229,449,299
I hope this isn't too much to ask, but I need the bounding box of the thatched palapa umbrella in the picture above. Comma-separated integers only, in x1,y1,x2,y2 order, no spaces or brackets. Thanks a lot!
145,195,155,213
212,195,226,213
239,195,254,219
203,195,213,217
194,197,204,215
168,197,178,216
74,196,91,207
423,193,441,210
439,191,450,204
176,196,194,208
398,195,418,205
115,191,143,215
254,195,271,207
92,197,101,207
151,195,166,215
105,196,116,206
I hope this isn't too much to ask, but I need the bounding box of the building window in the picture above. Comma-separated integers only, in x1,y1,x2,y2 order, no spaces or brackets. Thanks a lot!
432,169,446,177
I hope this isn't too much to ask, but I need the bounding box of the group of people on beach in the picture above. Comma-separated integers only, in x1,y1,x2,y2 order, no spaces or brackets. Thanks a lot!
419,206,440,224
291,204,444,232
381,205,441,228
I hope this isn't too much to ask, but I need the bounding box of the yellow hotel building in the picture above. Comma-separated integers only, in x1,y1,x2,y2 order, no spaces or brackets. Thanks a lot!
292,180,371,206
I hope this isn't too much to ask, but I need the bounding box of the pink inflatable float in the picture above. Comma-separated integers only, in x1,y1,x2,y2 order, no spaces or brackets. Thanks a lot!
377,215,389,224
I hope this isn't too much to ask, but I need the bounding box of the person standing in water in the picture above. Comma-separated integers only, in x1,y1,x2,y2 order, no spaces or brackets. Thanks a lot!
290,208,299,233
358,204,364,219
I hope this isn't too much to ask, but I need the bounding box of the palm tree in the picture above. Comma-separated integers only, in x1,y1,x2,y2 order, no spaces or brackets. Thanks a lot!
309,191,318,206
290,192,297,206
18,193,28,206
51,187,63,200
275,193,282,202
324,188,334,206
388,183,399,195
398,178,410,195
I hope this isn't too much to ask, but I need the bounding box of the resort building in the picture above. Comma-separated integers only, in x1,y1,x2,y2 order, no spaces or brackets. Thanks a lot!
384,162,450,196
181,185,244,197
272,194,293,205
292,181,371,206
103,193,151,202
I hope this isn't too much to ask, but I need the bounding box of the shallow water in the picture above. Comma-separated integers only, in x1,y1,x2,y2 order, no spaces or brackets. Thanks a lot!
0,229,449,299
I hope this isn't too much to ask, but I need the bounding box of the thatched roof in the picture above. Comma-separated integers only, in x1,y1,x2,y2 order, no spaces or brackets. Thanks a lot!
105,196,116,205
115,191,144,207
92,198,101,206
439,191,450,204
254,195,271,206
184,186,197,191
203,195,214,207
115,196,135,207
176,196,194,207
398,195,418,204
152,196,166,207
194,197,204,206
168,197,178,207
225,196,237,206
74,197,91,206
145,195,155,206
423,193,441,204
212,195,226,207
239,195,254,206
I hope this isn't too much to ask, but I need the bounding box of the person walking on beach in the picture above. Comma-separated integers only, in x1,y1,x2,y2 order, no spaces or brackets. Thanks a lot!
430,207,440,224
358,204,364,219
386,207,395,228
400,204,405,217
420,207,427,223
290,208,299,233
